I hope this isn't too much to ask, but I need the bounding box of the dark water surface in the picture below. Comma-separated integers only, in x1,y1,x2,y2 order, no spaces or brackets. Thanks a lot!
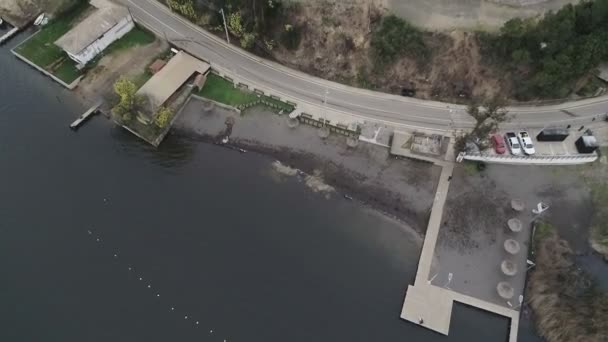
1,34,538,342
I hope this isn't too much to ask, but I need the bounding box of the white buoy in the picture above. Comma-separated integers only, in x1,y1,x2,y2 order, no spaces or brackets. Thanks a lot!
156,294,160,297
87,230,92,235
139,277,142,281
195,321,199,325
184,316,188,319
113,254,118,258
96,238,100,242
147,284,151,288
171,307,175,311
128,267,132,271
210,330,213,333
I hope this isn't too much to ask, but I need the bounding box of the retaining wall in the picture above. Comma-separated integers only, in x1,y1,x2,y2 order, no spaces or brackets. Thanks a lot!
461,152,598,165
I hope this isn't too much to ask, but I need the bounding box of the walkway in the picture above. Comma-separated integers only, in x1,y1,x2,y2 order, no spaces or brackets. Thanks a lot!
400,162,520,342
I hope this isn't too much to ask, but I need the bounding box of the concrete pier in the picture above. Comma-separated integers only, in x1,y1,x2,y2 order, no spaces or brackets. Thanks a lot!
70,101,102,129
401,162,520,342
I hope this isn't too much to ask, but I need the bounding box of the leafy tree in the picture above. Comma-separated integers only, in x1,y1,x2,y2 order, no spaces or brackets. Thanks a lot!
154,106,173,128
112,78,145,121
281,24,302,50
240,32,256,49
227,11,245,37
485,0,608,99
167,0,198,20
371,15,427,66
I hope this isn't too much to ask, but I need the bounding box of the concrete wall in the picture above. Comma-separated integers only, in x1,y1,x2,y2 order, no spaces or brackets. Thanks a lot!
461,152,598,165
68,15,134,65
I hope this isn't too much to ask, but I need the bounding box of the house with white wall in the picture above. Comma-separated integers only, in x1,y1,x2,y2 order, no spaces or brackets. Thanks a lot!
55,0,134,67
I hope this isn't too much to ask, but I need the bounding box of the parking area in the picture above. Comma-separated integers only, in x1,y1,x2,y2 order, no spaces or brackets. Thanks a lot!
490,128,596,157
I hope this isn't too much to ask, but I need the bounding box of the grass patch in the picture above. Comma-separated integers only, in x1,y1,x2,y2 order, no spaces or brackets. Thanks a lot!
197,73,258,105
103,27,156,56
197,73,294,113
462,161,480,175
14,1,90,83
54,58,82,83
590,184,608,250
534,221,554,243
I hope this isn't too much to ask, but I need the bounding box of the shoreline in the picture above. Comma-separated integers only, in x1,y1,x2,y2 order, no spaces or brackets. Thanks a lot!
176,129,430,238
172,98,442,236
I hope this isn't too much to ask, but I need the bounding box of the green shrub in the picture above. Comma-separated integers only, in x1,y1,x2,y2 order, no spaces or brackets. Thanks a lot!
281,24,302,50
483,0,608,99
371,15,427,67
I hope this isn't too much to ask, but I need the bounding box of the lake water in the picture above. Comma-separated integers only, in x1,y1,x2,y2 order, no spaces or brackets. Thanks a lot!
0,34,539,342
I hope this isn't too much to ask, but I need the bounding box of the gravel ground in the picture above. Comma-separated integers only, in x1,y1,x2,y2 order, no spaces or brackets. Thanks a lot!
173,97,442,233
431,161,601,310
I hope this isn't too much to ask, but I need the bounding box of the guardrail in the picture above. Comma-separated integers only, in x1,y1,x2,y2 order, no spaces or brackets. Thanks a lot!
460,152,598,165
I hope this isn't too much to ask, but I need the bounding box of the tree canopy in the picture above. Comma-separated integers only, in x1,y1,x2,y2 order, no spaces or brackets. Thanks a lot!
483,0,608,99
112,78,145,121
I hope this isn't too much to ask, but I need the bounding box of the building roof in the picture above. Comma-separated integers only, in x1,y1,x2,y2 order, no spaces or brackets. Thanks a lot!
136,51,210,111
55,0,130,55
148,59,167,74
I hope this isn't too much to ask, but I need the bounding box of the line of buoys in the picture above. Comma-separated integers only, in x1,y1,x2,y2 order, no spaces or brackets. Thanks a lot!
87,228,232,341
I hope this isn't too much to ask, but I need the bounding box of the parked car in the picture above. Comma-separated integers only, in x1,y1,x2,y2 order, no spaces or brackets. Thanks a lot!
518,131,536,155
504,132,522,155
491,134,506,154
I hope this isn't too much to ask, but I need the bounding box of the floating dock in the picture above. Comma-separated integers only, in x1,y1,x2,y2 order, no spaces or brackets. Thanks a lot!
70,101,102,130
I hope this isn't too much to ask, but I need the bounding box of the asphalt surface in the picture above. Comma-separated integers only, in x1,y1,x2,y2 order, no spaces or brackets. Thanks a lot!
121,0,608,132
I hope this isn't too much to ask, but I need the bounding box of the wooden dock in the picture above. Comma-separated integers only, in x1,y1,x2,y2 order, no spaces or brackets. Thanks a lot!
70,101,102,130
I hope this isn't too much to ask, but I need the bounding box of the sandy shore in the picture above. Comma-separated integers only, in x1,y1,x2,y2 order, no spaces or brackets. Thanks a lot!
173,97,442,233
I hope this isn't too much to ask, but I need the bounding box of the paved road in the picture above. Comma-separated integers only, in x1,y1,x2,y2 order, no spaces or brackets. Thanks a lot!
122,0,608,132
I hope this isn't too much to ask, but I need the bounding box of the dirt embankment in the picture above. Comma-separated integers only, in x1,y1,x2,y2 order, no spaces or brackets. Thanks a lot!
271,0,506,101
528,230,608,342
0,0,76,27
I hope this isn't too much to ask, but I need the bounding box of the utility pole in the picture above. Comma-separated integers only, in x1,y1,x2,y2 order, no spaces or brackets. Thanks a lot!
219,8,230,44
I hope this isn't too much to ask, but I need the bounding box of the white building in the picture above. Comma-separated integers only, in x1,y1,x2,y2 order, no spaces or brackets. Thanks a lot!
55,0,134,66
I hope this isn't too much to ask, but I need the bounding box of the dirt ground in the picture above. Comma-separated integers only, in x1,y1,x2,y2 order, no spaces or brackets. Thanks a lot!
386,0,579,31
174,98,442,233
74,39,168,109
0,0,75,27
272,0,505,102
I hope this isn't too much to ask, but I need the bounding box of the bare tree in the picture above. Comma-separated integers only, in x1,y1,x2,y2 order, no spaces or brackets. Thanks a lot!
455,96,510,152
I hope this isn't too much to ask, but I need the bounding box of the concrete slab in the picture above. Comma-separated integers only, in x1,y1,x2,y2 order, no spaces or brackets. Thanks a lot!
401,285,453,335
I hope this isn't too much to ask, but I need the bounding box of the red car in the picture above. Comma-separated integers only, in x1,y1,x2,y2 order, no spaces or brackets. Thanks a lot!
491,134,506,154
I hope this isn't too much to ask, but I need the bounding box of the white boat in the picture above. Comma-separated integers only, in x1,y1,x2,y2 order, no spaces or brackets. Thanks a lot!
34,13,45,26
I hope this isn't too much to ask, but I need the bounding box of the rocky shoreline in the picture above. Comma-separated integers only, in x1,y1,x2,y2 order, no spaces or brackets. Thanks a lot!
172,98,442,235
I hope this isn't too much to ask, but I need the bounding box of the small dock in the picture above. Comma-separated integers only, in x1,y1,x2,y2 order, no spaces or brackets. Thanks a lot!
70,101,102,130
0,27,19,45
